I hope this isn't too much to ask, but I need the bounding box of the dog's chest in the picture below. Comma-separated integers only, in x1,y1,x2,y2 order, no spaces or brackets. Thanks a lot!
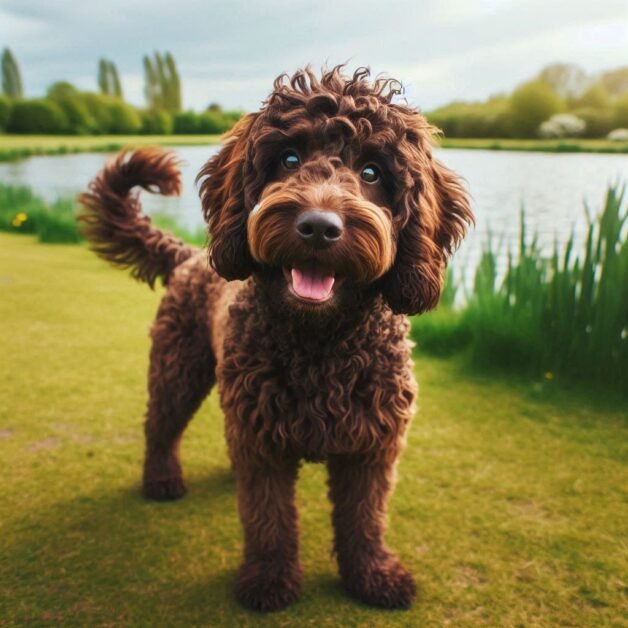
218,299,416,460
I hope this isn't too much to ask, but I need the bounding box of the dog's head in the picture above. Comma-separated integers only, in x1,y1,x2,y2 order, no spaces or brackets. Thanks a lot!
198,66,473,315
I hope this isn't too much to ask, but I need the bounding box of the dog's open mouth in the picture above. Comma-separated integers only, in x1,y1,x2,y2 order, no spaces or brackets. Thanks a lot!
283,265,340,304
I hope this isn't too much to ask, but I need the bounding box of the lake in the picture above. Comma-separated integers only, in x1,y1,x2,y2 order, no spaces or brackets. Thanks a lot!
1,146,626,278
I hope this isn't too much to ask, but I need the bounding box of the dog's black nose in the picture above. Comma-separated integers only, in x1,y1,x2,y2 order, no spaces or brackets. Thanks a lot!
296,210,343,248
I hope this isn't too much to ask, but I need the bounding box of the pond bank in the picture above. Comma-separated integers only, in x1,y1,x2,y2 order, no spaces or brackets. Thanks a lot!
1,134,628,162
0,134,222,162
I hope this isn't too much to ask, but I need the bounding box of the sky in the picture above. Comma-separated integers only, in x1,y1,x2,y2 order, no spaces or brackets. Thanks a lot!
1,0,627,113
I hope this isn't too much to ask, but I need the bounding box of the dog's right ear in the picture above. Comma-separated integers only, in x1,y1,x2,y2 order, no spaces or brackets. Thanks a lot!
197,113,258,280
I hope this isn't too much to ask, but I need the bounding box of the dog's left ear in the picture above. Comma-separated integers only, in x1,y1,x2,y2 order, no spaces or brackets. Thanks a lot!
381,144,473,315
197,113,258,280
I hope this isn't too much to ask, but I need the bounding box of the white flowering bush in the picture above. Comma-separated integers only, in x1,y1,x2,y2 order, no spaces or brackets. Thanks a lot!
607,128,628,141
538,113,586,138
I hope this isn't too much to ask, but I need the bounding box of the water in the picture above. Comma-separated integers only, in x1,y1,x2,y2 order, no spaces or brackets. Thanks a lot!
1,146,626,277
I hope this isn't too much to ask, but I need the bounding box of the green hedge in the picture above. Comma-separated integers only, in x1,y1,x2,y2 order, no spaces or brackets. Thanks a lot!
6,100,68,134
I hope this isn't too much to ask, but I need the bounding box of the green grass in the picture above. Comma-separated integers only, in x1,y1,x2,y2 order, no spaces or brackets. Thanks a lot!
0,182,206,246
437,137,628,153
1,232,626,626
0,134,222,162
412,184,628,393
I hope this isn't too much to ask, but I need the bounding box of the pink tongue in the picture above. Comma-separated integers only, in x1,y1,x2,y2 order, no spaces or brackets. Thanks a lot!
291,267,335,301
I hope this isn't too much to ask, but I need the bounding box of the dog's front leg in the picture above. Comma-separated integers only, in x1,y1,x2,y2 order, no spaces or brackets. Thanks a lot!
327,454,416,609
233,457,302,612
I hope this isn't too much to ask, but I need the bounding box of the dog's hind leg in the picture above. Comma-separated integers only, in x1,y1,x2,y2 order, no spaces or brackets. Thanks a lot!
142,290,216,501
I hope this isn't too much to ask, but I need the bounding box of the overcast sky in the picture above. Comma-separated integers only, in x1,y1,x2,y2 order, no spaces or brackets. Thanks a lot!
1,0,626,112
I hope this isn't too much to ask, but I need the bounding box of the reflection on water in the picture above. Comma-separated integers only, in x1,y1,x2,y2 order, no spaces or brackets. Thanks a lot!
1,146,626,278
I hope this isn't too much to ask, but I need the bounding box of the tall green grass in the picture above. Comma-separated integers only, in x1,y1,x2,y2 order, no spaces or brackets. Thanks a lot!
412,184,628,392
0,182,206,245
0,183,83,243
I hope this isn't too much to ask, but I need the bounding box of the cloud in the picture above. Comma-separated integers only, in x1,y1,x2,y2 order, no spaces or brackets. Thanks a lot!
1,0,626,111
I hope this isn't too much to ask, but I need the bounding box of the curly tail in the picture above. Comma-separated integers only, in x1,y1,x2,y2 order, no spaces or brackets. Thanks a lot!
78,148,196,288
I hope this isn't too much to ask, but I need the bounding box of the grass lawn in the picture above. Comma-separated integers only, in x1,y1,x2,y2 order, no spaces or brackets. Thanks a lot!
437,137,628,153
1,232,626,626
0,135,222,162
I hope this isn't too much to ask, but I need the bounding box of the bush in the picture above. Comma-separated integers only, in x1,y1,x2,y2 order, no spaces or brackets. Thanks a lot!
607,128,628,141
0,183,82,243
81,93,142,134
538,113,586,138
140,109,173,134
570,107,614,138
427,98,510,138
0,94,11,131
6,99,68,134
510,80,562,138
172,111,200,134
82,93,114,134
613,94,628,129
105,100,142,134
197,111,232,134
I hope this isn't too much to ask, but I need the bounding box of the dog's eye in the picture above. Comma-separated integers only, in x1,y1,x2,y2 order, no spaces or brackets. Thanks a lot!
361,164,380,184
281,150,301,170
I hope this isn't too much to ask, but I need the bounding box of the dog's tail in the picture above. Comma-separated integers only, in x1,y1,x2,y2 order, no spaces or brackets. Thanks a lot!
78,148,196,288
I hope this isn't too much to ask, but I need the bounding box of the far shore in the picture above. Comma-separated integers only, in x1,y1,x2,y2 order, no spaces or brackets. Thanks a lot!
1,134,627,162
438,137,628,154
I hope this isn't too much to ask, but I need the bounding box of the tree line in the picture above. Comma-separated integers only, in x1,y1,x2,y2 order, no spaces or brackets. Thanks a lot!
0,48,242,135
427,63,628,140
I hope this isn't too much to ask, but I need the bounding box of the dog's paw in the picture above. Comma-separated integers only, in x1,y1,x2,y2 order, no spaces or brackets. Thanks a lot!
343,557,416,609
142,476,187,501
235,561,302,612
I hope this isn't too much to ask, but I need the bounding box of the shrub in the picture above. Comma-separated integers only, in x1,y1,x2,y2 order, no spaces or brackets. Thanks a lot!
427,98,510,138
538,113,586,138
0,183,82,243
172,111,200,134
197,111,232,134
140,109,173,134
570,107,614,138
509,80,562,138
82,93,114,134
0,94,11,131
106,100,142,134
572,83,610,110
613,94,628,129
6,99,68,134
607,128,628,141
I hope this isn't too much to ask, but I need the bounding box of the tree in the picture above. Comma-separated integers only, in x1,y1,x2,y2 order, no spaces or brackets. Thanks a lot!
574,83,610,110
537,63,588,100
510,80,562,138
0,94,11,130
143,51,181,112
599,67,628,97
2,48,24,99
164,52,181,111
98,59,123,99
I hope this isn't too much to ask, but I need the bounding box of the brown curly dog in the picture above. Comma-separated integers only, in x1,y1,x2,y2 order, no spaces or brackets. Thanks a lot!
79,66,473,612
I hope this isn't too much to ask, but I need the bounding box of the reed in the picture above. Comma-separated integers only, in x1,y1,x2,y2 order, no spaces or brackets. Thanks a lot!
0,182,206,246
412,184,627,392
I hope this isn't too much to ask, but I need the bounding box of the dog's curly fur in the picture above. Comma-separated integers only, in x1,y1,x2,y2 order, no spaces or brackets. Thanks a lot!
79,65,473,612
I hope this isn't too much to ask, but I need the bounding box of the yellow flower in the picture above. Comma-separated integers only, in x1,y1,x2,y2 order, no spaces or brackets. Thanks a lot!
544,371,554,380
11,212,28,228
